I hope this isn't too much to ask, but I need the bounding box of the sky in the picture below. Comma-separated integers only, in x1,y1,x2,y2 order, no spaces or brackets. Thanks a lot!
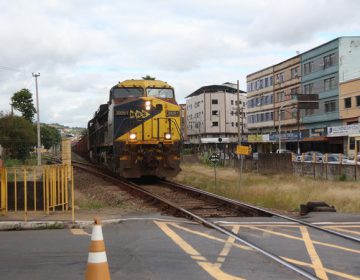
0,0,359,127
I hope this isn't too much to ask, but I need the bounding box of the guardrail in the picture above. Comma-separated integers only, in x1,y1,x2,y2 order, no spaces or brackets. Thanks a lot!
0,164,74,222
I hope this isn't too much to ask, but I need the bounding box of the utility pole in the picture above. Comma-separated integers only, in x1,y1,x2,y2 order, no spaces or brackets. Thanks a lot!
237,80,241,145
32,73,41,166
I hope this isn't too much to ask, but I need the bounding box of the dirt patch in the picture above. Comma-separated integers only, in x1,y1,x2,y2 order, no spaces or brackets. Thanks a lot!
74,168,157,216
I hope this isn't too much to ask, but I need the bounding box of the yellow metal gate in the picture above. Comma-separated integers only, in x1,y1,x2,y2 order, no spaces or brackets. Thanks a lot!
0,165,74,222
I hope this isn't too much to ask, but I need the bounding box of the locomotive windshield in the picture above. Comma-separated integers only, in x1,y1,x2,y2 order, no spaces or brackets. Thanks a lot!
147,88,174,98
113,87,144,98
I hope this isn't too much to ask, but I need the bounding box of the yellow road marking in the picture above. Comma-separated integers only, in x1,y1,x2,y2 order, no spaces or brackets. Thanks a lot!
300,226,328,280
70,228,91,236
170,222,252,251
155,221,245,280
283,257,360,280
244,226,360,254
215,225,240,268
323,227,360,236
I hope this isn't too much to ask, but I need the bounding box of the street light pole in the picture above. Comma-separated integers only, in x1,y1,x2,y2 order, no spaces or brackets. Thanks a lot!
32,72,41,166
237,80,241,145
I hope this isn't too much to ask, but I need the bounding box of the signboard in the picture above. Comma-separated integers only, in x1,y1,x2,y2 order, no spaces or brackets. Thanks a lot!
201,138,230,143
297,94,319,109
209,153,220,162
327,124,360,137
236,145,251,155
270,132,302,142
248,134,270,143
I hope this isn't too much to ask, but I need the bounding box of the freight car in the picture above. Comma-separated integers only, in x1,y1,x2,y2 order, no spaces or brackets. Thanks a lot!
87,79,182,178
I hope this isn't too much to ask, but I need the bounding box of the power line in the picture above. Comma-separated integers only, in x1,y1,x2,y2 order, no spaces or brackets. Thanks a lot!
0,65,27,74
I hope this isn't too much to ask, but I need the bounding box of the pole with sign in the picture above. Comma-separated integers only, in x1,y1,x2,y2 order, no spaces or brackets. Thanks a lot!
209,152,220,187
236,145,251,186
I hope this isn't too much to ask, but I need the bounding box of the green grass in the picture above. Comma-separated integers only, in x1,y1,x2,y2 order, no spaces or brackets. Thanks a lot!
175,163,360,213
78,200,105,210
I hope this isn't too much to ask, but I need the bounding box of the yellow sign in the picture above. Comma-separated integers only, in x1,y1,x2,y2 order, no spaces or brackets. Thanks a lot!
236,145,251,155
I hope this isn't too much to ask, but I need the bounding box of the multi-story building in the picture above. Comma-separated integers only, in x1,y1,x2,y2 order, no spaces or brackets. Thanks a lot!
185,83,247,148
179,104,188,142
246,36,360,154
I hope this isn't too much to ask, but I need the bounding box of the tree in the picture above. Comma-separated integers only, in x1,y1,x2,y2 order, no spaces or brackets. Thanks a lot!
11,88,36,122
142,75,156,80
41,125,61,149
0,115,36,160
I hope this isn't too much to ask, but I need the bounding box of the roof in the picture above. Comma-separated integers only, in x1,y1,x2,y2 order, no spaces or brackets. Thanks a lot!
186,84,246,98
115,79,173,89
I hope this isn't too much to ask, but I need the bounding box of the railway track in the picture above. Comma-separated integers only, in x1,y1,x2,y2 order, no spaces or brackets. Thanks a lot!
72,160,359,280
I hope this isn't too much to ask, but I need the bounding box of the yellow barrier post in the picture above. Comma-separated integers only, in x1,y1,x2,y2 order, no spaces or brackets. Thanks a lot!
46,167,50,214
34,167,37,211
14,169,17,212
65,165,69,211
5,168,8,213
24,168,27,222
71,166,75,223
42,169,45,212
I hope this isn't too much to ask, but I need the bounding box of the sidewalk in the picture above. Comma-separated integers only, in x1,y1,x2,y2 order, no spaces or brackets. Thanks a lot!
0,209,160,231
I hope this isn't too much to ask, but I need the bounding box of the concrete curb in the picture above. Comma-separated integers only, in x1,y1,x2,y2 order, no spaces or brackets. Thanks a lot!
0,217,192,231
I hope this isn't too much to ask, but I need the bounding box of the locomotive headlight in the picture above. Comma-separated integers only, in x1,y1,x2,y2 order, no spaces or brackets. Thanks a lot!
165,133,171,140
129,133,137,140
145,100,151,111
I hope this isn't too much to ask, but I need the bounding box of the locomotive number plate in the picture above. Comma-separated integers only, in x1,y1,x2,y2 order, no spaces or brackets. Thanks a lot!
115,110,129,116
166,110,179,117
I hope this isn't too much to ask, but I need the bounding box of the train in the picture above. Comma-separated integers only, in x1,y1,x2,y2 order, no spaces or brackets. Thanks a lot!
77,79,182,178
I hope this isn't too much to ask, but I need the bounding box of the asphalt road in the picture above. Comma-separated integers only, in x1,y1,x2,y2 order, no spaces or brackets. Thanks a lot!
0,215,359,280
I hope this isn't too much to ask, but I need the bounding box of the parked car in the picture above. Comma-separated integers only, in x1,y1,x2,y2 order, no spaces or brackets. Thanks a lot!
296,151,323,163
325,153,349,164
343,154,360,165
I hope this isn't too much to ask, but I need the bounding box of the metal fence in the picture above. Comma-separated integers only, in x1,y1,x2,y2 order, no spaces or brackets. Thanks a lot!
0,164,74,221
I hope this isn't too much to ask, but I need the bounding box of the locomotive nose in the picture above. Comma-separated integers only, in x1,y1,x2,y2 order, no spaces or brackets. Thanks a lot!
141,150,160,169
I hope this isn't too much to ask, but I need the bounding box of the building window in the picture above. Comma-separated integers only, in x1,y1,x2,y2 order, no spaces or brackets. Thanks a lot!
324,77,336,91
212,122,218,127
291,67,299,79
290,87,299,96
305,109,314,116
344,97,352,108
212,99,218,104
323,53,336,69
276,91,285,102
357,96,360,106
276,72,284,83
304,62,313,75
324,100,336,113
304,83,313,94
231,100,234,105
231,122,234,127
212,110,218,115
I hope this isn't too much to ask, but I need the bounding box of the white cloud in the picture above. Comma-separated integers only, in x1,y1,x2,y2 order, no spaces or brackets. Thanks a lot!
0,0,359,126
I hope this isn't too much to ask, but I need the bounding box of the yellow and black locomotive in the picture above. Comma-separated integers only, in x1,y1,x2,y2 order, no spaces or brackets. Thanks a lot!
87,79,182,178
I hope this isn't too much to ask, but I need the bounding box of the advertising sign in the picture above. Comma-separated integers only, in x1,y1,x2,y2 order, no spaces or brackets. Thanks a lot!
327,124,360,137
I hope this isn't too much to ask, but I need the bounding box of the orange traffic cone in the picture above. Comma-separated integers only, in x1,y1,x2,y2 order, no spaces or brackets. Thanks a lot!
85,218,111,280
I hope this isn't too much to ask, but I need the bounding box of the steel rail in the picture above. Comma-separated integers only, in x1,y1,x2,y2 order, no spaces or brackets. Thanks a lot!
73,162,318,279
164,180,360,243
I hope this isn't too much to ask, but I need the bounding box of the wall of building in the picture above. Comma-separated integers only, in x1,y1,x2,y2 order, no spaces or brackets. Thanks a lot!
339,78,360,123
339,37,360,82
301,38,340,125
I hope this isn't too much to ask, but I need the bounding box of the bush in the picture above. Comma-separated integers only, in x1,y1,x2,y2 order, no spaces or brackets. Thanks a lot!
0,115,36,160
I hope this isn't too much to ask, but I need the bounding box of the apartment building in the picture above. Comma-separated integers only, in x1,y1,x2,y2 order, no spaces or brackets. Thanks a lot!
185,83,247,147
246,36,360,154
